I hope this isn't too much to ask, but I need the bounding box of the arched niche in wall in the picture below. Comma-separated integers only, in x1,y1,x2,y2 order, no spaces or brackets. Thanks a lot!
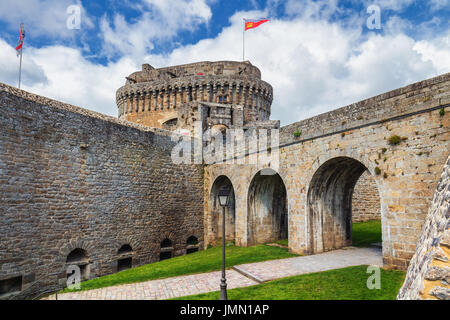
160,238,173,261
117,244,133,272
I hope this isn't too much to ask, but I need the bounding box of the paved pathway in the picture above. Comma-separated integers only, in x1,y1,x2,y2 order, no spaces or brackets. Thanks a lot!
44,247,382,300
234,247,382,282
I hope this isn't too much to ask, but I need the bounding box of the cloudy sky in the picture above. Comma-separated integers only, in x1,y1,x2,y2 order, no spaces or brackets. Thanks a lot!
0,0,449,126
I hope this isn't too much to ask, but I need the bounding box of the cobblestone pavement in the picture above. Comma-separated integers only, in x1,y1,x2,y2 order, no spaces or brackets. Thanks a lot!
44,247,382,300
234,247,383,282
44,269,257,300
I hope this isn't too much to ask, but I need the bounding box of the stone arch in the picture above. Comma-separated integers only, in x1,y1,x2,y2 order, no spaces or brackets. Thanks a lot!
118,244,133,254
162,117,178,130
66,248,89,264
247,168,288,245
60,239,95,259
209,175,236,244
306,156,382,254
115,235,139,250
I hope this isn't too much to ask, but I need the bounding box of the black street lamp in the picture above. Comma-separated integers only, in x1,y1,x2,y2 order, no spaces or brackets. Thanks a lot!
218,186,230,300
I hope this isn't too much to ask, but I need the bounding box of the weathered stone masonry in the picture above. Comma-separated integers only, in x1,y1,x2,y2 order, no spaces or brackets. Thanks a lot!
0,84,204,299
116,61,274,131
352,171,381,222
0,60,449,300
204,72,450,270
398,156,449,300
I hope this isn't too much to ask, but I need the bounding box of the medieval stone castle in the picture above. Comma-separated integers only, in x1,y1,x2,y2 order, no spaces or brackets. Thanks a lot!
0,60,448,299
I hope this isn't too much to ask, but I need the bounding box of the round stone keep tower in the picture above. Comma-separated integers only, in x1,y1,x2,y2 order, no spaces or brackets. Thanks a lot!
116,61,274,132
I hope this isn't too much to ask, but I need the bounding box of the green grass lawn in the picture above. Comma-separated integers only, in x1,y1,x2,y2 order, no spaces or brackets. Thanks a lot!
269,220,381,248
64,220,382,294
64,243,297,293
174,265,405,300
352,220,382,247
273,239,289,246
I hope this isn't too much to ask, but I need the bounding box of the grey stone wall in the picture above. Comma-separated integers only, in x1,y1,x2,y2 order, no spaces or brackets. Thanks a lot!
204,72,449,270
0,83,204,300
352,171,381,222
280,73,450,145
397,156,449,300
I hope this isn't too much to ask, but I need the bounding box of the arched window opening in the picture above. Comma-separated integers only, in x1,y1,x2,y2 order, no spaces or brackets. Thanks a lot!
162,118,178,131
117,244,133,272
66,248,90,281
186,236,199,254
118,244,132,255
0,276,22,297
160,238,173,261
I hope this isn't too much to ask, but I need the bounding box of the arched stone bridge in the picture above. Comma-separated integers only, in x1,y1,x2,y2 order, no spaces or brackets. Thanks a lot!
204,73,450,270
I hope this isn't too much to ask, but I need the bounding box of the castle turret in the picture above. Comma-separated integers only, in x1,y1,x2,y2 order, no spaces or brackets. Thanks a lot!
116,61,275,133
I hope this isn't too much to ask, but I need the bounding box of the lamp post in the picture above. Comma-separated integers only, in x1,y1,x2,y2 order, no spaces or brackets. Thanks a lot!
218,186,230,300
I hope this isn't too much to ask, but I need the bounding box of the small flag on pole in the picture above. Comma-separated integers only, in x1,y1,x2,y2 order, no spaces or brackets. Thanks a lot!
16,23,25,88
244,19,270,31
242,19,269,61
16,23,25,57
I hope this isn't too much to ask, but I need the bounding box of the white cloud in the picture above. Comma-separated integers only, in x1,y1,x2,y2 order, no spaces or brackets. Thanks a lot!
0,39,47,86
284,0,341,19
429,0,450,11
362,0,415,12
385,15,413,34
143,11,449,124
0,0,93,39
100,0,213,59
0,38,138,115
0,1,449,126
414,31,450,74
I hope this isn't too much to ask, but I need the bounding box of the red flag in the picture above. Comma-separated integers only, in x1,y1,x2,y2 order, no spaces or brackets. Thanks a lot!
16,24,25,56
245,19,269,31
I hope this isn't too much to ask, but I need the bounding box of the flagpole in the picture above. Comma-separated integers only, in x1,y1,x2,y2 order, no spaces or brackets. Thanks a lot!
17,23,24,89
243,18,245,61
18,47,23,89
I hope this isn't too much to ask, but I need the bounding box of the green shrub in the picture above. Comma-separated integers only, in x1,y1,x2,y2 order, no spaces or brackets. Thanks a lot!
440,108,445,116
381,148,387,153
388,135,402,145
293,130,302,138
375,167,381,175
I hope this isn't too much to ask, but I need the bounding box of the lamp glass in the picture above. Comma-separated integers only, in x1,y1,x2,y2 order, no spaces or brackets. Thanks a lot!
218,187,230,207
218,195,229,206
